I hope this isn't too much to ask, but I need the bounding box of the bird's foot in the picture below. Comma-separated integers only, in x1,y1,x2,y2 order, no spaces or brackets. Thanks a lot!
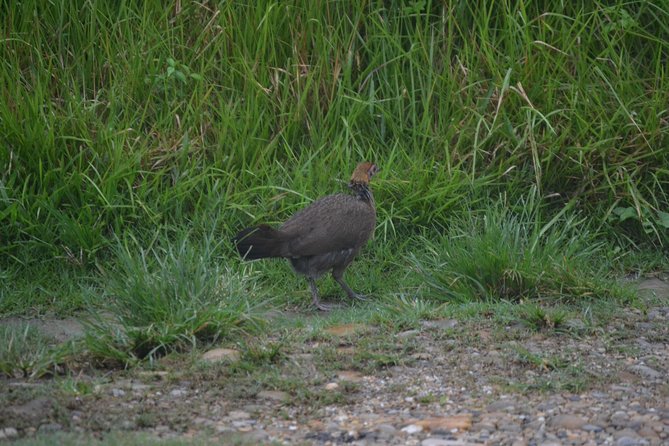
314,300,340,311
350,293,368,302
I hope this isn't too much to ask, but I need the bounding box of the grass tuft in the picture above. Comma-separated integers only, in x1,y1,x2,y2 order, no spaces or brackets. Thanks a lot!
83,230,265,365
0,324,76,378
410,195,633,303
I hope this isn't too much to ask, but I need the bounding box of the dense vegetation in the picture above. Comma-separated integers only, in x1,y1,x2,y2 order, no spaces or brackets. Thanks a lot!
0,1,667,363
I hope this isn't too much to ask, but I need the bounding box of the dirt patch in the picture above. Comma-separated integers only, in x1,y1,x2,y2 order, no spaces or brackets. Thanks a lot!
0,317,84,344
1,279,668,444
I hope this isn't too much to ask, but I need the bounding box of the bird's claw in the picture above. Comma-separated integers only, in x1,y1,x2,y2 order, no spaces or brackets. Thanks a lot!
315,302,335,311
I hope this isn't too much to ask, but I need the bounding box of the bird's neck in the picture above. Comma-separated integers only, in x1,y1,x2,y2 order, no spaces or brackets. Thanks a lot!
349,183,375,208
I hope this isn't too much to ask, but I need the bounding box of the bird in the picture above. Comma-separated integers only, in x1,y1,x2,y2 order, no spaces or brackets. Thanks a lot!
233,162,379,310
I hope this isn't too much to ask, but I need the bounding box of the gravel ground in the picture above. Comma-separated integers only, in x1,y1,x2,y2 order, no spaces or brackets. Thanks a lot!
1,279,668,445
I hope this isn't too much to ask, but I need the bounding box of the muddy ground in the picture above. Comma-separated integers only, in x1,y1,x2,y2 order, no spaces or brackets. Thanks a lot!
1,278,668,445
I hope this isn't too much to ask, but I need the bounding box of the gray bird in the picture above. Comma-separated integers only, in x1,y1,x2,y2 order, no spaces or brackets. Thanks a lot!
233,162,379,310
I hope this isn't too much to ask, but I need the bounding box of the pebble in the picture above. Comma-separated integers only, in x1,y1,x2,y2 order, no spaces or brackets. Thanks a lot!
170,388,187,397
616,437,648,446
227,410,250,420
611,411,630,427
201,348,241,363
1,428,18,439
421,319,459,330
131,383,151,392
550,414,588,430
486,399,516,412
374,423,397,438
242,429,269,442
414,415,473,432
401,424,423,434
37,423,62,433
111,388,126,397
397,329,420,338
338,370,364,382
628,364,662,380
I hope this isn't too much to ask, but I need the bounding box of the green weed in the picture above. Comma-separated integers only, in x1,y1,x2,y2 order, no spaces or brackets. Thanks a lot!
82,230,265,365
0,324,77,378
410,194,633,303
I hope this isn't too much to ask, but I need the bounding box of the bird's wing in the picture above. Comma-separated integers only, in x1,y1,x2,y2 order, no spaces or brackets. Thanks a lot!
279,194,375,257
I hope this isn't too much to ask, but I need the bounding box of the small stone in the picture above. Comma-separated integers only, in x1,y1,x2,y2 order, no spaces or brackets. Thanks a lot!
397,329,420,338
131,383,151,392
2,428,18,439
37,423,63,434
170,388,187,397
374,423,397,438
201,348,241,363
111,388,126,397
215,424,234,433
415,414,473,433
628,364,662,380
611,411,630,428
243,429,269,442
614,429,644,440
421,319,458,330
471,421,496,432
526,418,545,430
551,414,588,430
486,399,515,412
638,425,659,440
616,437,647,446
337,370,363,382
499,422,521,432
232,420,253,429
227,410,250,420
154,425,170,433
325,422,340,432
581,424,604,432
401,424,423,434
256,390,289,402
325,382,339,390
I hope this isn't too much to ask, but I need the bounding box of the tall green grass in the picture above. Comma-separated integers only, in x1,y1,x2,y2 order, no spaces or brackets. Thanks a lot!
1,1,667,316
2,1,667,257
409,192,633,303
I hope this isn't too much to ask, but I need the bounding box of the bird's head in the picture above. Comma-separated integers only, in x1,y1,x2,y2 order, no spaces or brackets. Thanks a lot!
349,162,379,187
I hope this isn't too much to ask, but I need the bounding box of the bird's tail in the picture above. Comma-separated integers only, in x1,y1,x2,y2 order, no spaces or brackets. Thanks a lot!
233,225,286,260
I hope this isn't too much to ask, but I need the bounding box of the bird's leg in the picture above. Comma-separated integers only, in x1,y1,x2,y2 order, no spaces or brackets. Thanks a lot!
308,278,333,311
332,272,367,301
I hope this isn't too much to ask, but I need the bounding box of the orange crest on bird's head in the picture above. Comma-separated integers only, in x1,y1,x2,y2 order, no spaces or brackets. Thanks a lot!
350,162,379,185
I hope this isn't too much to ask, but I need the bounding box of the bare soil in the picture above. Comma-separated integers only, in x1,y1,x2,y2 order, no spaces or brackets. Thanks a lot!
1,279,668,445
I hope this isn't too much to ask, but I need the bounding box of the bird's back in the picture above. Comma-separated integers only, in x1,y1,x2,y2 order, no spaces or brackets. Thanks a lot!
279,193,376,258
